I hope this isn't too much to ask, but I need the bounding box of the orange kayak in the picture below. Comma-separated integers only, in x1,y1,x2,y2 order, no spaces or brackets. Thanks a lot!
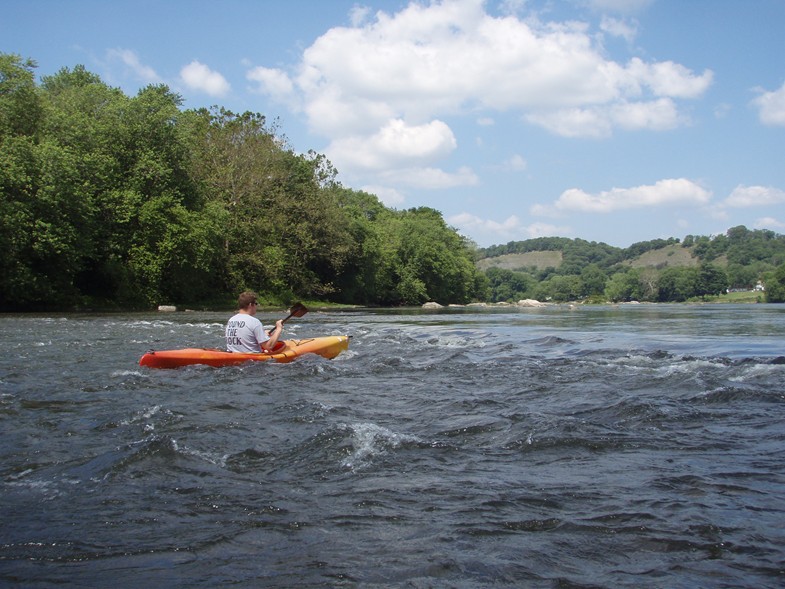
139,335,350,369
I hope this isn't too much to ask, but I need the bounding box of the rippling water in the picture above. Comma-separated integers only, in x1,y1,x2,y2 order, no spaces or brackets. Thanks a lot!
1,304,784,588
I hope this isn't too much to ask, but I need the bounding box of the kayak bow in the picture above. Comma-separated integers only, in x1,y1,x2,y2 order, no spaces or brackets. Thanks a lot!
139,335,349,369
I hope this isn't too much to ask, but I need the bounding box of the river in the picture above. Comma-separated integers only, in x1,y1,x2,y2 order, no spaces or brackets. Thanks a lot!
1,304,784,588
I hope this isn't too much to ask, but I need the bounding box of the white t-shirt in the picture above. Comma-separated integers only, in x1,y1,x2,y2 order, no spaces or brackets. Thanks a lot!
225,313,267,353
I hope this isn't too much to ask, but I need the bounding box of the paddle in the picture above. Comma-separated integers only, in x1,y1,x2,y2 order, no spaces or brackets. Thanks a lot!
264,303,307,353
277,302,308,328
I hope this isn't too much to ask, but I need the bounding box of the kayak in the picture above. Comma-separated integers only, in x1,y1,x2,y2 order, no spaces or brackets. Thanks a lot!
139,335,349,369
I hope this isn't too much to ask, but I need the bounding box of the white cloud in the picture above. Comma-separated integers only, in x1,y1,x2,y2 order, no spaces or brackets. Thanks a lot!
537,178,711,214
327,118,457,172
106,48,162,84
381,166,479,190
723,185,785,207
246,0,714,206
624,58,713,99
525,221,572,238
447,213,571,243
279,0,711,141
584,0,655,13
754,217,785,230
503,154,528,171
180,60,230,97
449,212,521,232
361,184,406,207
600,16,638,42
612,98,684,130
499,0,528,16
751,81,785,126
247,66,295,103
349,5,372,27
526,107,613,138
526,98,683,137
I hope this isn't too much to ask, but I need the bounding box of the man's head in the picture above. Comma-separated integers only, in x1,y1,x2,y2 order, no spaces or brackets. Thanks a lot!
238,291,258,312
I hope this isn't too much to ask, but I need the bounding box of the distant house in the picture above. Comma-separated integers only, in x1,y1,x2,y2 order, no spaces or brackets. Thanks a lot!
755,281,765,292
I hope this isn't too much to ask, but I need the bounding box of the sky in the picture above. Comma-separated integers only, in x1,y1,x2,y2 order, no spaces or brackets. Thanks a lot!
3,0,785,248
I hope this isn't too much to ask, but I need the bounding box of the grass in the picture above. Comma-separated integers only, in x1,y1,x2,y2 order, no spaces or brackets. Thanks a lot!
697,290,766,304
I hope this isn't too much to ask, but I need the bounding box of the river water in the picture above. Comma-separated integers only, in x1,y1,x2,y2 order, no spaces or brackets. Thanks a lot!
1,304,784,588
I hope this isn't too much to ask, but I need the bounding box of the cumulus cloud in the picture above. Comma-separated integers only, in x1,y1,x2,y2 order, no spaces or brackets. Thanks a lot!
751,81,785,126
244,0,712,205
448,212,571,242
106,48,162,84
536,178,711,214
754,217,785,230
180,60,230,97
381,166,479,190
525,98,683,137
247,66,295,103
361,184,406,206
327,119,457,170
600,16,638,42
266,0,711,141
723,185,785,207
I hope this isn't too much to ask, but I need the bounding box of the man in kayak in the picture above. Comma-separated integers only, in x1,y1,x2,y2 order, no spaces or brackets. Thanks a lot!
225,291,284,353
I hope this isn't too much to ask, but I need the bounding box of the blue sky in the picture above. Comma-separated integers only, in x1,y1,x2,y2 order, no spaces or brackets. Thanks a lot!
4,0,785,248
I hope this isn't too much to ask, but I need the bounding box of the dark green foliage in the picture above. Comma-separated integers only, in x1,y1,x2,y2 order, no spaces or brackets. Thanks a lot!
0,54,485,309
765,263,785,303
485,267,534,302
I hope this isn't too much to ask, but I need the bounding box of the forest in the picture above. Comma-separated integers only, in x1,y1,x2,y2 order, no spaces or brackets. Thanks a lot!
478,228,785,304
0,53,484,310
3,53,785,311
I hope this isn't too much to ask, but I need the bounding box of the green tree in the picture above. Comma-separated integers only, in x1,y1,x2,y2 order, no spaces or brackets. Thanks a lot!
696,263,728,298
580,263,607,297
765,263,785,303
726,263,758,290
604,269,642,302
484,267,534,302
331,188,391,304
535,274,582,302
0,54,42,137
657,267,699,302
185,108,354,301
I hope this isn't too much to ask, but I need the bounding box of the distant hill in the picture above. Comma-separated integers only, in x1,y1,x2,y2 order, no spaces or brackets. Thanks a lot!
475,227,785,302
476,227,785,274
623,243,697,269
476,250,563,272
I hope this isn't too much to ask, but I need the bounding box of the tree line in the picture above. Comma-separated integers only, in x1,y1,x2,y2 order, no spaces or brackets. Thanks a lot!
4,53,785,311
0,54,485,310
479,228,785,303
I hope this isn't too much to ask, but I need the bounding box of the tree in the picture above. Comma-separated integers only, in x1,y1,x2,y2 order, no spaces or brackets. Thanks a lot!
535,274,582,302
765,263,785,303
726,263,758,290
580,263,607,297
604,269,641,302
485,267,534,302
0,54,42,137
696,263,728,299
657,267,699,302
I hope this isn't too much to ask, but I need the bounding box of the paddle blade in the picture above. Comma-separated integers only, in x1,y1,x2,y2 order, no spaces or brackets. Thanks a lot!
278,302,308,327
